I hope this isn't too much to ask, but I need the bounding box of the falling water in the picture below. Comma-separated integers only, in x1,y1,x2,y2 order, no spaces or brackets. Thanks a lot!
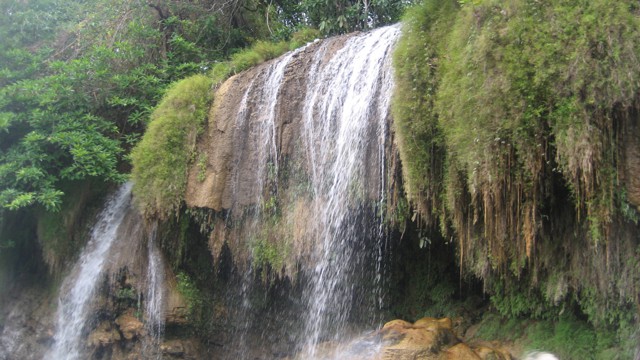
299,24,400,356
47,183,133,360
143,222,165,359
228,48,302,359
236,47,305,204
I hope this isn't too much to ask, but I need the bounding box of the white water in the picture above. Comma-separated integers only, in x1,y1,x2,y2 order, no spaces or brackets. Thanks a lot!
47,183,133,360
234,46,305,206
299,24,400,356
143,222,165,359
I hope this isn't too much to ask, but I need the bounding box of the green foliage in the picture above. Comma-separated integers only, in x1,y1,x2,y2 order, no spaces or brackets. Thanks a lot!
394,0,640,330
288,28,322,49
391,0,456,221
475,313,635,359
209,27,319,86
131,75,212,217
251,237,288,274
196,153,208,183
391,0,640,348
474,314,527,342
0,0,294,218
176,271,203,319
299,0,405,35
489,282,551,319
525,317,596,359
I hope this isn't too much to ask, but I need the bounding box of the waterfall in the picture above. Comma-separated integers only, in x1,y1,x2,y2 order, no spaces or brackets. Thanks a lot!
47,183,133,360
299,24,400,356
143,222,165,359
144,23,403,358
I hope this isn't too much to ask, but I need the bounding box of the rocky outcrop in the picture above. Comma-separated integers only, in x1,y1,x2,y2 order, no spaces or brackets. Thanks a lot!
161,339,204,359
185,36,350,212
0,287,54,360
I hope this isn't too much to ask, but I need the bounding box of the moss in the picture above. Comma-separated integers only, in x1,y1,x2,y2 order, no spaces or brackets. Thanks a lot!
130,74,213,217
210,27,320,86
393,0,640,335
251,236,289,277
391,0,456,224
474,312,636,359
176,271,203,320
196,153,207,182
288,28,321,49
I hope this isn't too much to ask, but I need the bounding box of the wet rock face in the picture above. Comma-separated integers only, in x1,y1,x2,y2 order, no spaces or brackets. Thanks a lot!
115,313,145,341
185,36,350,213
88,321,122,347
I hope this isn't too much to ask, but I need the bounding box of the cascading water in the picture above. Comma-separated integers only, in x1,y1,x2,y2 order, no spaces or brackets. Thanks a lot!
48,183,133,360
143,222,166,359
299,24,400,356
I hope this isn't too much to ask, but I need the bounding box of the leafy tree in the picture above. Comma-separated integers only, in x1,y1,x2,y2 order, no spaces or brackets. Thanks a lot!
0,0,274,214
298,0,405,34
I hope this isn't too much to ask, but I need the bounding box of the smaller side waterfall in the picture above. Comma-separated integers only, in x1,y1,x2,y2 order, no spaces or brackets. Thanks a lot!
47,183,133,360
143,222,166,359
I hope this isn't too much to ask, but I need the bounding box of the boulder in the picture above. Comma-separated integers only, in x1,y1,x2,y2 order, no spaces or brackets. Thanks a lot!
373,318,513,360
377,317,459,359
471,342,513,360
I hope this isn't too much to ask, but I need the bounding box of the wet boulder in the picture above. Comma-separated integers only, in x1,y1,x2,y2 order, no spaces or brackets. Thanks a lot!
375,318,513,360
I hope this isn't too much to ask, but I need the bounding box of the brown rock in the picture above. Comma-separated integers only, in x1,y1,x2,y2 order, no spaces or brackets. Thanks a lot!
115,313,145,340
472,343,512,360
444,343,482,360
88,321,121,347
414,317,453,331
161,340,185,356
378,317,459,359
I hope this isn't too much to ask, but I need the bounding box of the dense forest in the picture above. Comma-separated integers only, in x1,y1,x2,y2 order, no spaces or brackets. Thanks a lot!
1,0,640,359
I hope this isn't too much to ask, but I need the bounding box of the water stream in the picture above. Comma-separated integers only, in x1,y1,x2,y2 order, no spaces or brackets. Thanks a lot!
143,222,166,359
48,183,133,360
